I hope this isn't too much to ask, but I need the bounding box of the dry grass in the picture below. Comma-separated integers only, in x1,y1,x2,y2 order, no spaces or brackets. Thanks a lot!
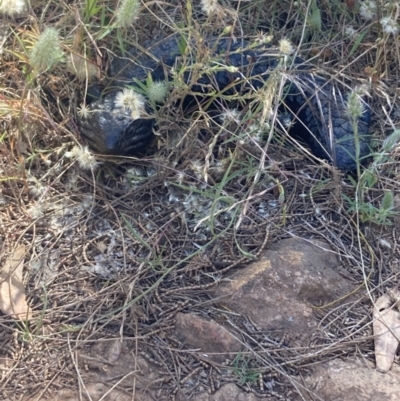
1,0,400,399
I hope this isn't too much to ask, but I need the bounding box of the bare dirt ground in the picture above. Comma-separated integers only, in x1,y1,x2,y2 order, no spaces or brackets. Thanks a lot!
2,0,400,400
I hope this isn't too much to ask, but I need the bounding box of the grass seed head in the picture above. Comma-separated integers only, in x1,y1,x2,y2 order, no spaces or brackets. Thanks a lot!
115,0,141,28
30,27,63,72
346,85,368,120
382,129,400,153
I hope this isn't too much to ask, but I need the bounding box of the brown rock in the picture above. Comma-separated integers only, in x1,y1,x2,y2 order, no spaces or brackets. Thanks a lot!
175,312,242,363
212,238,356,341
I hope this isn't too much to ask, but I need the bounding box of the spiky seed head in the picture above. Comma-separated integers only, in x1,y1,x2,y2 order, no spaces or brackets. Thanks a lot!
380,17,399,35
255,31,273,45
190,160,204,180
220,108,240,125
213,159,229,174
65,146,99,170
115,0,141,28
175,171,185,185
279,38,294,55
82,194,94,210
77,103,91,119
201,0,219,16
0,0,25,15
28,203,45,219
30,27,64,72
146,80,169,104
345,26,357,37
114,88,145,119
359,0,377,20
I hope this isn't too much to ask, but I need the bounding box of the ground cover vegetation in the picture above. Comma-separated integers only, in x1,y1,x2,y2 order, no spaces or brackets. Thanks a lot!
1,0,400,399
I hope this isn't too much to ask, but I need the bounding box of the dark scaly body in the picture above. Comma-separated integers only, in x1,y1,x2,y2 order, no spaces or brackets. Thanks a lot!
78,35,371,171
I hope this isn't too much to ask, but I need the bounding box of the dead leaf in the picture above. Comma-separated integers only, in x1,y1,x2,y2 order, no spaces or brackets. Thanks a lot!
0,245,32,320
309,47,332,60
373,292,400,373
345,0,357,8
364,66,381,84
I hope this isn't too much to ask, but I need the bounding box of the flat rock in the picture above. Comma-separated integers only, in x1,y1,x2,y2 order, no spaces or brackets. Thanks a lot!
175,312,242,363
186,383,278,401
212,238,356,341
29,342,159,401
298,358,400,401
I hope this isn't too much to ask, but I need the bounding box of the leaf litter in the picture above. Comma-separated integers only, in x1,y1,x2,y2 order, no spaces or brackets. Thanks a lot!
0,244,32,320
373,289,400,373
